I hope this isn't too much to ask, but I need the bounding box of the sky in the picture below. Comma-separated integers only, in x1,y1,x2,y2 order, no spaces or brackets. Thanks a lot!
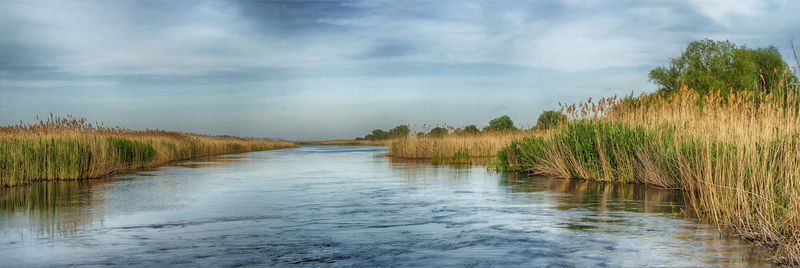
1,0,799,140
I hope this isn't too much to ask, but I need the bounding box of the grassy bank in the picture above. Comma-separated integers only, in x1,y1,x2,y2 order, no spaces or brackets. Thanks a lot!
298,139,389,146
388,131,534,164
496,87,800,265
0,116,295,187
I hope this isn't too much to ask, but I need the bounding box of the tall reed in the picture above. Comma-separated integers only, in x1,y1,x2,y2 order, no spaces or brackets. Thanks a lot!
389,130,535,164
498,78,800,264
1,116,295,186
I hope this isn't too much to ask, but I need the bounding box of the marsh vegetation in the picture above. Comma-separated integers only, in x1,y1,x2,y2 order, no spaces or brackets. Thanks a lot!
0,115,295,186
496,39,800,265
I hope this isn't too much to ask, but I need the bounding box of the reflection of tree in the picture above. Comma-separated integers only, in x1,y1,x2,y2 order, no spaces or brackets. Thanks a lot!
0,178,108,238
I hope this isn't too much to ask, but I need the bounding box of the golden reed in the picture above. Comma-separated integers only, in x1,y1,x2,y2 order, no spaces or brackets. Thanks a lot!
0,115,295,186
501,79,800,265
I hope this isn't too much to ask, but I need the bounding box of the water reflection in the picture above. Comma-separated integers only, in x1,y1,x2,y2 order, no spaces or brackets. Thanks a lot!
503,173,686,214
0,147,772,267
0,154,248,239
0,178,108,238
388,157,768,266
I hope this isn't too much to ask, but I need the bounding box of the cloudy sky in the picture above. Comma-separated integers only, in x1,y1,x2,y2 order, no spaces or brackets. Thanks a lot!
1,0,799,140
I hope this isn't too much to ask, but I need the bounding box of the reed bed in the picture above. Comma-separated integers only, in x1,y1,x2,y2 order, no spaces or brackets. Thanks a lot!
0,116,295,187
389,131,536,164
298,139,390,146
498,82,800,265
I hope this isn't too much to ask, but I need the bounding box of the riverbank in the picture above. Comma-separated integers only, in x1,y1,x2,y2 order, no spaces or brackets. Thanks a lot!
1,145,766,266
497,87,800,265
0,116,295,187
298,139,389,146
387,131,534,164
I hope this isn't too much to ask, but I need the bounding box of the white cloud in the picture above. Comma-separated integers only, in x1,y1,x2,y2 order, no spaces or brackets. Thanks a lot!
685,0,763,27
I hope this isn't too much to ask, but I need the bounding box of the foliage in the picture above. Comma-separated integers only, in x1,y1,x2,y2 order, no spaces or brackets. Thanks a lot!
497,83,800,265
649,39,797,95
484,115,517,131
0,115,295,186
462,124,480,135
107,137,156,166
363,129,388,140
388,125,410,139
428,127,448,138
535,110,567,130
360,125,409,140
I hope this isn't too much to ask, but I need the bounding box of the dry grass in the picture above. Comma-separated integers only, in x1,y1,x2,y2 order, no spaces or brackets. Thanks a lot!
499,75,800,265
298,139,390,146
0,115,295,187
388,130,536,164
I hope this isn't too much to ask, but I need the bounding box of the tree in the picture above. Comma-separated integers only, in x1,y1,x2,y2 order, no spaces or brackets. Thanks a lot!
428,127,448,138
649,39,796,95
364,129,388,140
388,125,410,139
535,110,567,130
463,124,480,135
484,115,517,131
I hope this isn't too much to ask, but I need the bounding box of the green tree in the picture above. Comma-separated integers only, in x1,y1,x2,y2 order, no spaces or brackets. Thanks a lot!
428,127,448,138
484,115,517,131
649,39,796,95
364,129,388,140
536,110,567,130
388,125,410,139
463,124,480,135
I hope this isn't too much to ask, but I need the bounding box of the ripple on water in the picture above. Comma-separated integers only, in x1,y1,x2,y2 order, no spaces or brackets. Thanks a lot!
0,146,773,267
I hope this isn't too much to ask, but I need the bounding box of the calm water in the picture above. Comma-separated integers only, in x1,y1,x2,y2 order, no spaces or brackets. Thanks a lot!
0,145,768,267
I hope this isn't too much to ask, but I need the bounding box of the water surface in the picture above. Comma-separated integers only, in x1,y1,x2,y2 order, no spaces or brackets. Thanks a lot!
0,145,768,266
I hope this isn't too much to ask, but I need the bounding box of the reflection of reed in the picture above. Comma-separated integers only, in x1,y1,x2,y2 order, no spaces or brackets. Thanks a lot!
503,174,686,215
502,173,770,265
387,157,479,182
171,155,248,169
389,156,495,169
0,178,108,238
0,153,248,238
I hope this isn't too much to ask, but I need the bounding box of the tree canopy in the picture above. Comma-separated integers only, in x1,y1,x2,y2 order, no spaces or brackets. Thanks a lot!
649,39,796,95
463,124,480,135
428,127,448,138
535,110,567,130
363,129,388,140
484,115,517,131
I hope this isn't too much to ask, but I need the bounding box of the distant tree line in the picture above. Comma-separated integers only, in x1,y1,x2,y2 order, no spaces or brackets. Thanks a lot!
357,125,410,140
355,113,568,140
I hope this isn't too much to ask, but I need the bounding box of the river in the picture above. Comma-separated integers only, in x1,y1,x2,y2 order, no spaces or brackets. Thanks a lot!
0,145,769,266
